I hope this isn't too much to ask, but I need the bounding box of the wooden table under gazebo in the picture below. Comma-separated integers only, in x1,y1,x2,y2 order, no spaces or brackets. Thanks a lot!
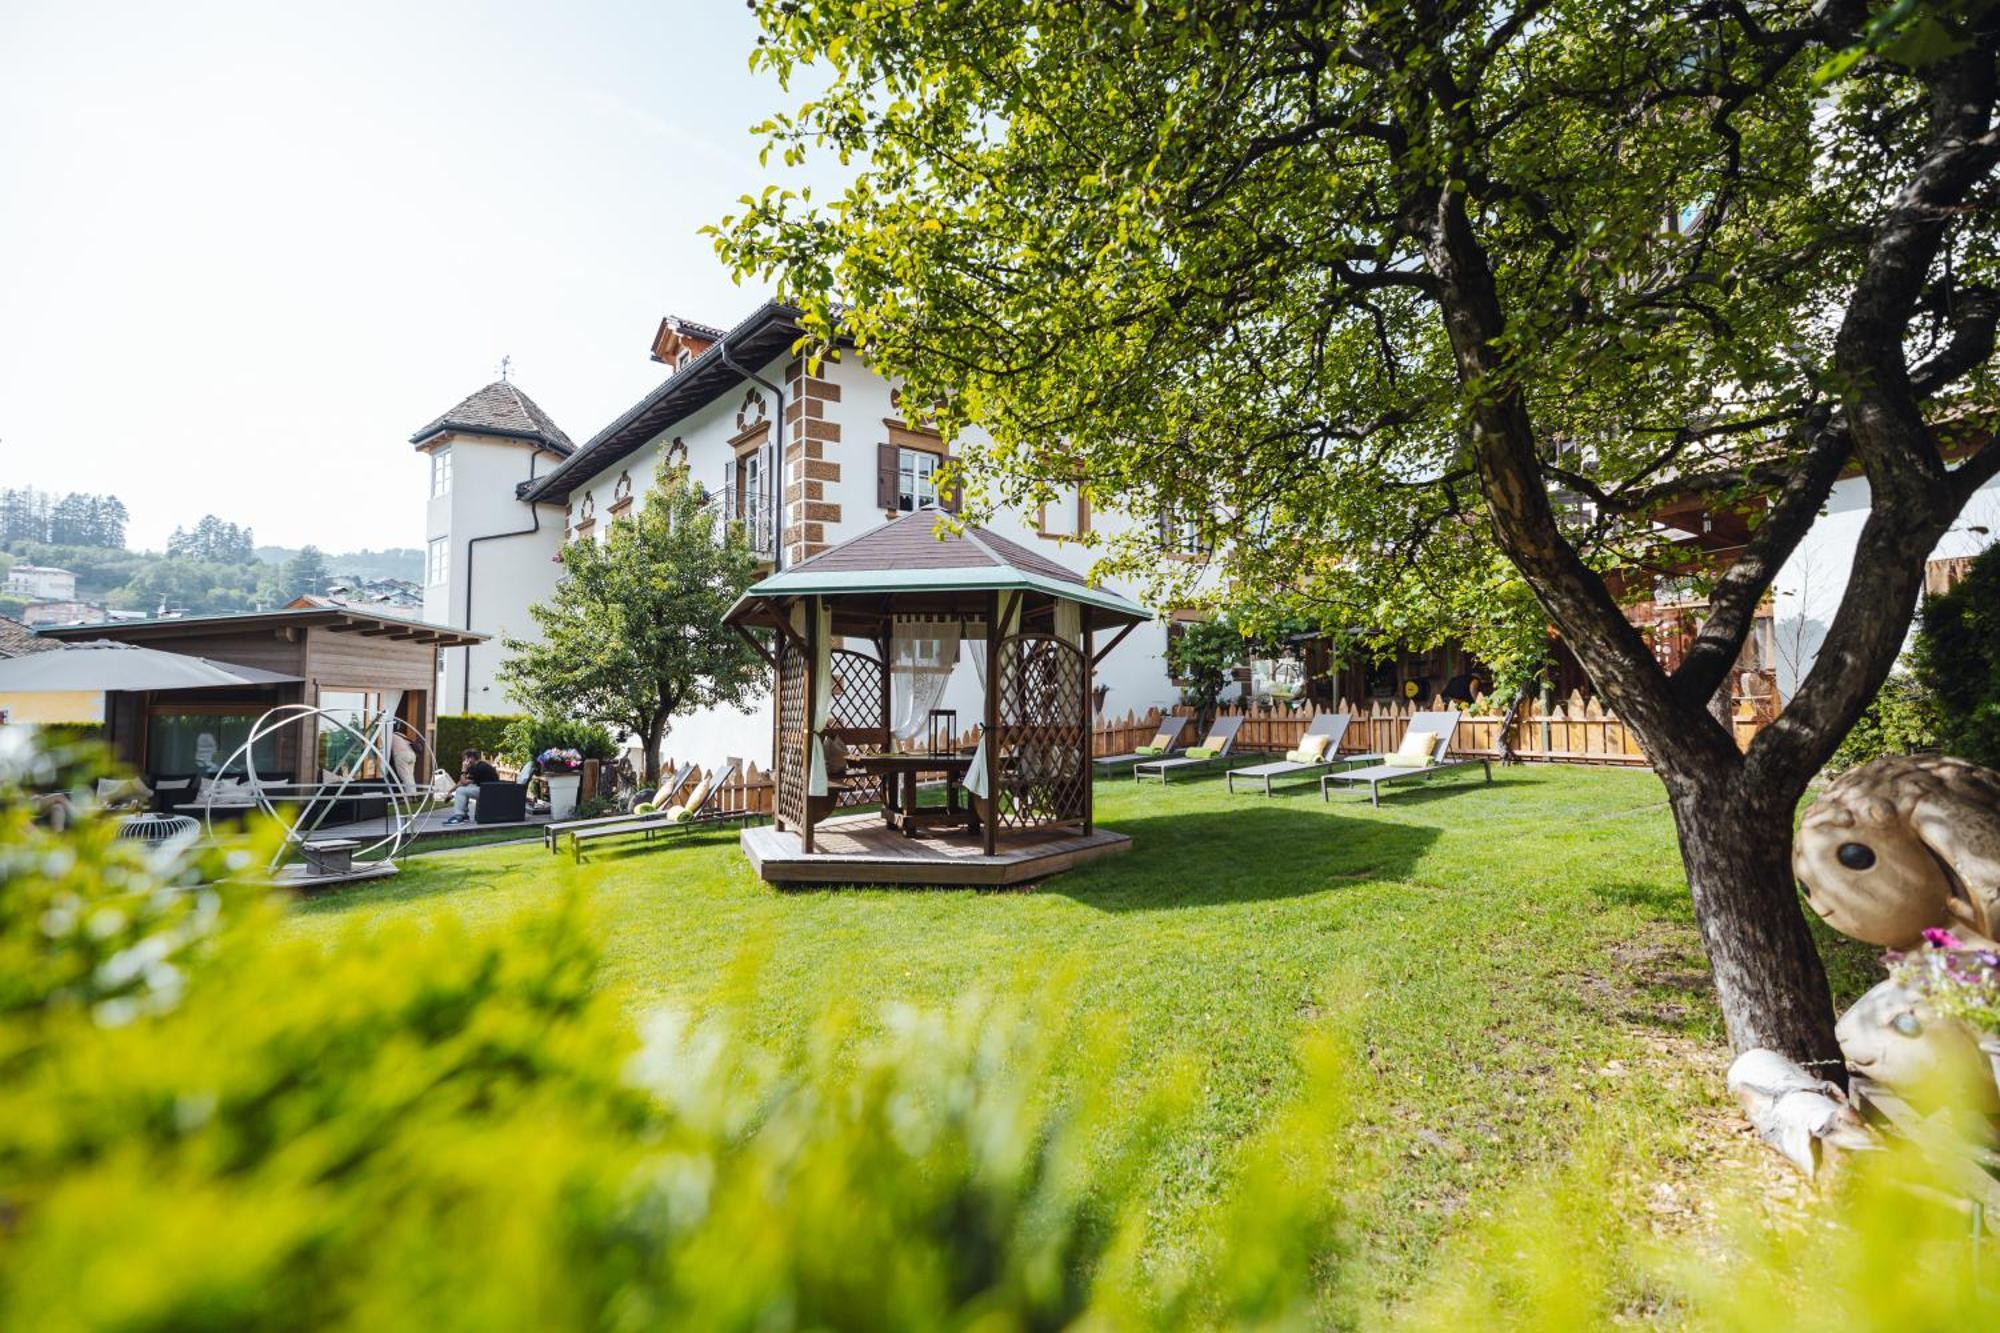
724,512,1148,886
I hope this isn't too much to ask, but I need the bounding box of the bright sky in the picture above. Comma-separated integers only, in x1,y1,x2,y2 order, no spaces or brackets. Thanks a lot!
0,0,810,553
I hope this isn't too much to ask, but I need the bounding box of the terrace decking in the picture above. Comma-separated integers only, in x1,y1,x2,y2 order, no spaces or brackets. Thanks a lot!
742,812,1131,887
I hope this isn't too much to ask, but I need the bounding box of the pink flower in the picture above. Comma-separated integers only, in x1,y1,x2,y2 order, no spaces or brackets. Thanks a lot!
1922,927,1966,949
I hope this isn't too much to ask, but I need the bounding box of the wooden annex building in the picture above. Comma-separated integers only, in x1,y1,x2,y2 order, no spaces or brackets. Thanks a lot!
37,605,482,784
726,512,1146,886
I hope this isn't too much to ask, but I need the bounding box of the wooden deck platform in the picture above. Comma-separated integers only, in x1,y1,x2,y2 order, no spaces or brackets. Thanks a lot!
742,813,1131,887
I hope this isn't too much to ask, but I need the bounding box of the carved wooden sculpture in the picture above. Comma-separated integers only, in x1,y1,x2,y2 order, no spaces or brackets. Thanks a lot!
1793,755,2000,951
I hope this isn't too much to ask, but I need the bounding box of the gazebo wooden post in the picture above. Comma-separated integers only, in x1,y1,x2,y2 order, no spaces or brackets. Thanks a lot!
801,595,819,853
769,605,787,832
1081,619,1094,834
983,590,1001,856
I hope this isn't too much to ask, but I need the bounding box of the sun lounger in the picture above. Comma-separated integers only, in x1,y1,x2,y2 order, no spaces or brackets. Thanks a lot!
1225,713,1353,795
542,762,694,853
1133,714,1245,783
567,757,750,861
1094,722,1189,772
1320,711,1491,806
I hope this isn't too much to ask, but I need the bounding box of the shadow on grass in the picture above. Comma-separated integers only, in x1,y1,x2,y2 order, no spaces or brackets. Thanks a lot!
1055,805,1439,911
287,857,515,915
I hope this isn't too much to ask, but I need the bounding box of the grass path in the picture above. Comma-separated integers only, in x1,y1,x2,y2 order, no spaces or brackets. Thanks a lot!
285,764,1871,1321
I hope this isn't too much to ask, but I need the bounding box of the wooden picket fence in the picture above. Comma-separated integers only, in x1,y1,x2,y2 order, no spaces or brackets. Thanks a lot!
1089,692,1774,768
654,759,777,816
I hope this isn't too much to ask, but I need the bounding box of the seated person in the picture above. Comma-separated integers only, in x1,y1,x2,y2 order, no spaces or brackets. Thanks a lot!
442,748,500,825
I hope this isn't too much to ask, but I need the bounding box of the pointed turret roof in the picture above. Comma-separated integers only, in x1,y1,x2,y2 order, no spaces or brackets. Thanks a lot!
410,381,574,454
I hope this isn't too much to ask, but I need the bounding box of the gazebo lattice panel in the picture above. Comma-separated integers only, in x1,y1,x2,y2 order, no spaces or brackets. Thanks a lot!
992,632,1088,830
826,647,886,808
775,636,808,830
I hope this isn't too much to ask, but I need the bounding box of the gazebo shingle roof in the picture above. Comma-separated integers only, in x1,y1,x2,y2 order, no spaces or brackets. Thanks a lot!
410,381,574,454
788,511,1089,584
730,512,1149,629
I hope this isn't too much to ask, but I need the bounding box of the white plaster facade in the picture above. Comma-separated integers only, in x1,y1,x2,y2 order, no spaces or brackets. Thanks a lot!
1768,469,2000,696
412,390,572,716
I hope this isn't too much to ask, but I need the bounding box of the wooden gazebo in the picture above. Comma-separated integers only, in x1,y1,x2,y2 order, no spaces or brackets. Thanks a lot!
724,512,1148,886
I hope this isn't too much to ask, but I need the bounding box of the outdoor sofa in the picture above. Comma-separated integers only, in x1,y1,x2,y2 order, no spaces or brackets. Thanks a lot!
1224,712,1353,795
1133,714,1245,784
1319,710,1491,806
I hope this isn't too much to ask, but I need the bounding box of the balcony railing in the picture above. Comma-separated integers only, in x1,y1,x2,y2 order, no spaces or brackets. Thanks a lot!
710,490,778,562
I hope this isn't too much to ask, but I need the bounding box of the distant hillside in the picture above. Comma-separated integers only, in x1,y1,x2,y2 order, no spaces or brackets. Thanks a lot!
256,546,422,582
1,540,426,619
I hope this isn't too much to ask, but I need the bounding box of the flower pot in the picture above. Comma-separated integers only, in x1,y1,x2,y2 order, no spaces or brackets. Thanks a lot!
546,773,581,821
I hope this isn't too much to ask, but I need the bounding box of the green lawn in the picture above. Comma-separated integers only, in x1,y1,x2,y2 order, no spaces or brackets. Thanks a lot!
285,764,1874,1321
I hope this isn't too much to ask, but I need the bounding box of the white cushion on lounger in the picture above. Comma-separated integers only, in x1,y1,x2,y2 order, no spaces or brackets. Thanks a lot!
1385,730,1437,768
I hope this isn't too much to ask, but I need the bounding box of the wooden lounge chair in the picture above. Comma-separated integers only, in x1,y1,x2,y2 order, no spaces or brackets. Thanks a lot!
567,758,749,861
541,762,693,853
1319,711,1491,806
1225,713,1353,795
1093,722,1188,773
1133,714,1245,784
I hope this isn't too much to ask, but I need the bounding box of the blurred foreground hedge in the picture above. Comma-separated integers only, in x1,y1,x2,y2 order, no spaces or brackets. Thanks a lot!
0,735,1345,1331
2,733,1997,1330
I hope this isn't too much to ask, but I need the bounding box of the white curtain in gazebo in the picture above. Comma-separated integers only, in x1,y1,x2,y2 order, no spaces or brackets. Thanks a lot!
1054,598,1082,648
962,595,1020,800
808,599,834,797
889,615,961,740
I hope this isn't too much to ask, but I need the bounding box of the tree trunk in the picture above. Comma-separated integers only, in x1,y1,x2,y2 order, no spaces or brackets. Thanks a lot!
640,714,666,788
1662,770,1846,1082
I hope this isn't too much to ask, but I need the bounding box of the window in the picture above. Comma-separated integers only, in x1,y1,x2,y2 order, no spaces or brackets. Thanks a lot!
1039,485,1087,538
426,537,449,586
145,710,282,777
317,688,395,778
898,447,940,511
429,447,453,498
1157,507,1206,555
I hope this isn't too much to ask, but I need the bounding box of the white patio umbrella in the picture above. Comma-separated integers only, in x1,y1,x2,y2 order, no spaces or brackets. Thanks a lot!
0,643,300,692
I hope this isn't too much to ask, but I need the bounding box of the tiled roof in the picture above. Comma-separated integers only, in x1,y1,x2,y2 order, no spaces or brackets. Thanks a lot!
664,315,728,342
735,512,1150,629
410,381,574,454
523,300,809,504
0,615,56,657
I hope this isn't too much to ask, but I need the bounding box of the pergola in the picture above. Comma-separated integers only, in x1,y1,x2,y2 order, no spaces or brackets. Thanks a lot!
724,513,1149,879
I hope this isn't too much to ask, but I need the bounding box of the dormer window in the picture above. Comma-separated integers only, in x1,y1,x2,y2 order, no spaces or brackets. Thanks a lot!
677,348,692,369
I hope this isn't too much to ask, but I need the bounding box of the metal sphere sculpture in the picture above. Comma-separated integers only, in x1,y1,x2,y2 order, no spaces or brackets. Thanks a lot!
203,702,443,878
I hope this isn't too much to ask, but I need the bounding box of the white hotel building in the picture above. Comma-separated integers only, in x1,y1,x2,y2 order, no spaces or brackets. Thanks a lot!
414,301,1185,764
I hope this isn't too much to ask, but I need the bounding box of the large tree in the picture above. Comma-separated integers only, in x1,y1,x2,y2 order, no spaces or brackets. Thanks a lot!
721,1,2000,1066
498,463,766,786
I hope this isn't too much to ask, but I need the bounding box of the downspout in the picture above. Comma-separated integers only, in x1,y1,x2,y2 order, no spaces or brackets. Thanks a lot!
462,446,552,713
717,340,786,570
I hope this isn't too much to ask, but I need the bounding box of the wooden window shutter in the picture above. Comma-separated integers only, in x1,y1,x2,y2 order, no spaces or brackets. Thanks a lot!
758,442,776,515
722,457,737,521
938,461,962,514
878,442,900,509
